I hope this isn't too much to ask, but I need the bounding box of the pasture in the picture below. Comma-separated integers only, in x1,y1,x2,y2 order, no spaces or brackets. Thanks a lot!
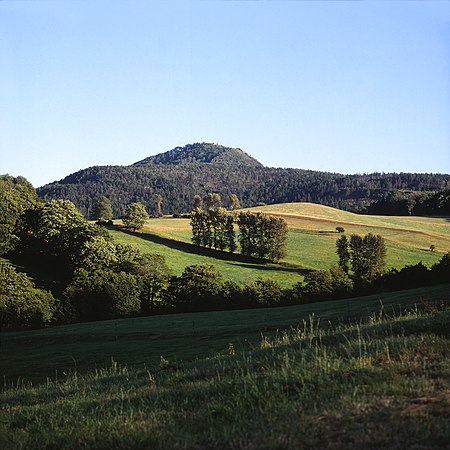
1,284,449,449
1,283,449,383
109,203,450,286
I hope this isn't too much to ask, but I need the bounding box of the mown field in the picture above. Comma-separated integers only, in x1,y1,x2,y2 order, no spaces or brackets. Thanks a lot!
108,203,450,287
1,285,449,449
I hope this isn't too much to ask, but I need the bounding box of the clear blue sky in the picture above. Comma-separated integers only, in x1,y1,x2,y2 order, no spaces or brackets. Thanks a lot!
1,1,449,187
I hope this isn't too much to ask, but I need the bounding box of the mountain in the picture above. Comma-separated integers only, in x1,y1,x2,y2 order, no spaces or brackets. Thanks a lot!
132,143,263,168
37,143,450,217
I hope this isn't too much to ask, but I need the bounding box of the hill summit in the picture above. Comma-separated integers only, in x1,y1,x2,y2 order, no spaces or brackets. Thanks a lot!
132,142,263,168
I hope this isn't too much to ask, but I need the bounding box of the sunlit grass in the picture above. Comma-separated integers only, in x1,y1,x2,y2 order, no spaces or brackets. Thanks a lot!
109,203,449,286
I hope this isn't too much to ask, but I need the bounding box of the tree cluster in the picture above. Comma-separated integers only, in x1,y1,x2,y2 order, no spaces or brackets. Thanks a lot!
367,189,450,216
191,209,236,252
336,233,387,286
237,212,288,262
0,178,171,328
190,194,288,262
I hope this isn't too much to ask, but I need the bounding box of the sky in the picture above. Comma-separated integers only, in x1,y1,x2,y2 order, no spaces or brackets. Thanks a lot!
1,0,450,188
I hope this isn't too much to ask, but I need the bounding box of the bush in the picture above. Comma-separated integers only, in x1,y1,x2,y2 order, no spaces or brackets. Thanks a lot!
63,269,141,321
0,264,55,328
164,265,223,311
243,278,283,306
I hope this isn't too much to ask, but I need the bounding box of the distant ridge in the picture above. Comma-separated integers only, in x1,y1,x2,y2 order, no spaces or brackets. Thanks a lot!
132,143,263,168
37,142,450,217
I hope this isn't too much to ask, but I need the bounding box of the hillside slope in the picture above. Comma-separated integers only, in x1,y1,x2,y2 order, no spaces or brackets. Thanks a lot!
1,287,449,449
37,143,450,217
107,202,449,287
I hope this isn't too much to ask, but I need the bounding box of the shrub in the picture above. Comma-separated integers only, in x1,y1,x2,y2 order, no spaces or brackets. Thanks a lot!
63,269,141,321
0,264,55,328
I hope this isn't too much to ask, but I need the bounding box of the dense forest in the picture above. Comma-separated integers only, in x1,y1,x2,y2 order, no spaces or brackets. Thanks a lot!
367,189,450,216
37,143,450,217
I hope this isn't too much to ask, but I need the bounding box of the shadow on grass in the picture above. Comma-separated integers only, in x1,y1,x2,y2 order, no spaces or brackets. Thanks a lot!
234,262,312,275
290,228,338,236
119,227,310,274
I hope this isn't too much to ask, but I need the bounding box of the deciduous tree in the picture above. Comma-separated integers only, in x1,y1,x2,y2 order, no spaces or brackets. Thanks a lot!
123,202,149,231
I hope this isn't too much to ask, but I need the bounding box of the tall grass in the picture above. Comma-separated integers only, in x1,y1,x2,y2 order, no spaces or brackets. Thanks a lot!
1,302,449,449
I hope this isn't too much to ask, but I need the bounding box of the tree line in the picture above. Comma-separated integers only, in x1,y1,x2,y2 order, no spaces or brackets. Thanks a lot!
190,193,288,262
367,189,450,216
36,144,450,217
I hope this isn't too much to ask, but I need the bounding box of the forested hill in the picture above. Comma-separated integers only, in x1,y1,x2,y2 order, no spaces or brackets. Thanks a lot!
37,143,450,217
132,142,263,167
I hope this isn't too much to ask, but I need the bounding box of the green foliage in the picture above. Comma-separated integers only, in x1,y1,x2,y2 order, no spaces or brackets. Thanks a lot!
229,193,241,211
336,234,350,273
0,264,54,328
237,212,288,261
37,143,450,216
122,202,149,231
368,188,450,216
133,253,171,313
20,199,99,261
63,269,141,321
191,208,236,252
337,233,387,284
431,252,450,284
76,236,118,271
243,277,283,306
0,175,39,255
165,264,223,311
155,193,163,217
74,237,171,315
90,196,113,220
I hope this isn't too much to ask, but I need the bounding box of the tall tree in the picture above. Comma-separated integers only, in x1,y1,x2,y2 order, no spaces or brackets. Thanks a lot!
90,196,113,220
203,193,221,211
122,202,149,232
348,233,386,284
0,175,39,255
336,234,350,273
193,195,203,212
229,194,241,211
155,194,163,217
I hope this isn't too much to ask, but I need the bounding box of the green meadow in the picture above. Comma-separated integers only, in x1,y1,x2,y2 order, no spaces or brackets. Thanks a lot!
1,285,449,449
2,203,449,449
2,283,449,383
108,203,449,287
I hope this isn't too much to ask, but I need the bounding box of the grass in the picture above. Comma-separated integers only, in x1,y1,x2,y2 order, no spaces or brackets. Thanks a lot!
1,285,449,449
1,283,449,384
108,203,450,287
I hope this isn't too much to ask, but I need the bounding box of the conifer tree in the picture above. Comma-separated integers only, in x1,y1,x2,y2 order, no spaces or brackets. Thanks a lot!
90,196,113,220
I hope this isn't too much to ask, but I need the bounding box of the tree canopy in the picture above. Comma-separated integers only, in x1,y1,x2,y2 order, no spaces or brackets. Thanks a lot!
122,202,149,231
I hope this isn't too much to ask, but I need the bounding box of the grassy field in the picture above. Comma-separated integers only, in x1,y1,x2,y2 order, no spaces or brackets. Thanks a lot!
1,283,449,384
1,285,449,449
108,203,450,287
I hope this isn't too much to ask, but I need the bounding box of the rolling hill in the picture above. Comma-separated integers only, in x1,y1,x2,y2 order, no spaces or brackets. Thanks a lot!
36,143,450,217
108,202,450,287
